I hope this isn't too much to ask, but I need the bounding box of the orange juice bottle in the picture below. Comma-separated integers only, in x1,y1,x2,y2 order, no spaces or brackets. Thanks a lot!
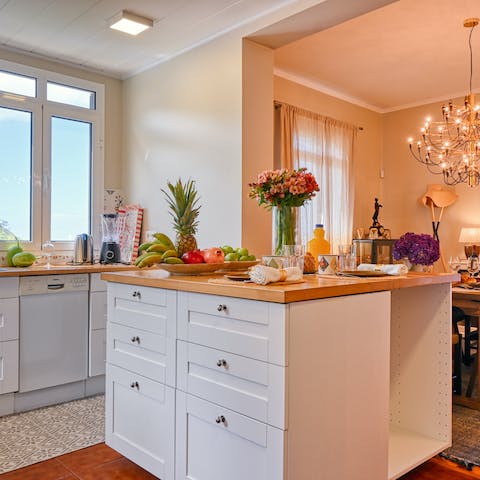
307,224,331,269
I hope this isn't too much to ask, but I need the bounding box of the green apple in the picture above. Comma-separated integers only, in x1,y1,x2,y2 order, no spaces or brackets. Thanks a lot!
236,247,249,257
225,252,240,261
246,254,256,261
239,255,249,261
221,245,234,254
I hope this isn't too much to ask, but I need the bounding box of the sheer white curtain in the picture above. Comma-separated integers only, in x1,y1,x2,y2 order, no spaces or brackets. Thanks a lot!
279,103,357,252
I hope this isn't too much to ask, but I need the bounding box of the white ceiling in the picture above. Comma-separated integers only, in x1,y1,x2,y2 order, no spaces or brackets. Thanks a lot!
0,0,302,78
274,0,480,112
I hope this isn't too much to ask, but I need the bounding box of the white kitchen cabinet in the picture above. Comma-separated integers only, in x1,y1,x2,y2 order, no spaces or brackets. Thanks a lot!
105,279,452,480
105,282,176,479
175,391,285,480
106,363,175,480
0,278,19,395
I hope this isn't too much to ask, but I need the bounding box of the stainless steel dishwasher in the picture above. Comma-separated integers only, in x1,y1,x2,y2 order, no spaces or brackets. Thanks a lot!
19,274,89,392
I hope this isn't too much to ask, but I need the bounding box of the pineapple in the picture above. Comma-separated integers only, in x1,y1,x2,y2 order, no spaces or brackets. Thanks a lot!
162,179,201,256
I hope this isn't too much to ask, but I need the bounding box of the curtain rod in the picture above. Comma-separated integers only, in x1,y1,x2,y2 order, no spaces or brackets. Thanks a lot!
274,101,364,131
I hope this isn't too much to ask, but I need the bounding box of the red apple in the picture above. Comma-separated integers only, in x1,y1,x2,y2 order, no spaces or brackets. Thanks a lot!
181,250,205,264
201,247,225,264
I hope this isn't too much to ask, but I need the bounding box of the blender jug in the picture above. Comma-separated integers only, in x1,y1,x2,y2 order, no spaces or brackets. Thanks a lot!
100,213,121,263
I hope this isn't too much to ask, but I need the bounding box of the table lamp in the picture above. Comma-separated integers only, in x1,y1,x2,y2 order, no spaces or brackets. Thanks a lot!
459,227,480,257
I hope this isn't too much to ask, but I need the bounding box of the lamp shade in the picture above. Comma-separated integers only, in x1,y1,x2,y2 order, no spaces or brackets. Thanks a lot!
459,227,480,243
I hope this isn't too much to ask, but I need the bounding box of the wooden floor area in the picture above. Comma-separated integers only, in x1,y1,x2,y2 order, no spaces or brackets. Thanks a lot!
1,444,479,479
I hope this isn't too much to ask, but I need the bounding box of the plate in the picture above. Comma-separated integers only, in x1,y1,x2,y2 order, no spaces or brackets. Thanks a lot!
337,270,388,277
224,273,250,281
155,263,226,275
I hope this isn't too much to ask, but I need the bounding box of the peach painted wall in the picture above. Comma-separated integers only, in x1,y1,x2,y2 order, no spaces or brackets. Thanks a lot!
383,98,480,264
273,75,384,237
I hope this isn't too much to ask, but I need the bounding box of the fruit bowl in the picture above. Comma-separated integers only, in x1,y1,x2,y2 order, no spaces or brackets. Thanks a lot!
153,260,259,275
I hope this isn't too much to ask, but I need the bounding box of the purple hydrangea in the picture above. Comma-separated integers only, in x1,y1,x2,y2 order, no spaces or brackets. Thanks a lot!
393,232,440,266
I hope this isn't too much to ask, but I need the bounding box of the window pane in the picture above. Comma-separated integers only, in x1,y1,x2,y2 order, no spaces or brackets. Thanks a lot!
47,82,95,109
0,107,32,240
0,71,36,97
51,117,91,241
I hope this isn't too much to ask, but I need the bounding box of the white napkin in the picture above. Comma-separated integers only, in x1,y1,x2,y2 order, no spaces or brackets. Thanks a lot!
357,263,408,276
249,265,303,285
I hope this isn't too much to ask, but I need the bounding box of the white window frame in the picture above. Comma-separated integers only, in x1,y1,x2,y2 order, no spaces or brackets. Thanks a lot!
0,59,104,252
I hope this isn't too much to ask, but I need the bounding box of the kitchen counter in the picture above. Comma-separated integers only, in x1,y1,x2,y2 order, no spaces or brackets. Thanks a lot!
101,268,458,303
0,263,136,277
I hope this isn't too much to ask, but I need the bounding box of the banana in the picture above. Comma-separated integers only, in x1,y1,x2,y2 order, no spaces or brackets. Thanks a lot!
164,257,184,264
135,252,158,266
146,243,170,253
162,249,179,260
137,254,163,268
138,242,155,253
153,233,175,249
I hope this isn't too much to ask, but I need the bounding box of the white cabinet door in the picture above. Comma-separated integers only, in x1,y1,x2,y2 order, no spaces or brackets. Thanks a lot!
0,298,19,341
0,340,18,394
0,278,19,298
175,391,284,480
89,329,106,377
90,291,107,331
106,364,174,480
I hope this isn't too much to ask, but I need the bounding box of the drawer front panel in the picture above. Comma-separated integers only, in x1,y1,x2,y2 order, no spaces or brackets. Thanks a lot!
107,322,175,386
109,284,176,336
90,291,107,331
177,341,285,428
0,298,19,341
0,340,18,394
175,392,284,480
0,278,19,299
89,329,106,377
178,292,286,364
106,364,174,480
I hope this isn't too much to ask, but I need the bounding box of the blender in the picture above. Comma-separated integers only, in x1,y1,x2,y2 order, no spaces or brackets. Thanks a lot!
100,213,121,263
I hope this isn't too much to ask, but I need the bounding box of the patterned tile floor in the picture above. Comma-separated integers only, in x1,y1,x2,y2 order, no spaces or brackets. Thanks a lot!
0,395,105,474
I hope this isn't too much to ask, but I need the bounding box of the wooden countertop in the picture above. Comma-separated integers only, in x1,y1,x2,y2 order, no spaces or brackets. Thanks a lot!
0,263,137,277
101,269,459,303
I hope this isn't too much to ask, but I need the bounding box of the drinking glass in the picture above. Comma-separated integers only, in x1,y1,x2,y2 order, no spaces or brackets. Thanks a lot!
42,241,55,268
467,255,479,278
448,256,461,273
281,245,305,272
337,244,357,272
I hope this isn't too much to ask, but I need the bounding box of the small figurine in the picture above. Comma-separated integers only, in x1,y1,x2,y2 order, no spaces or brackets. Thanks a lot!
369,197,385,238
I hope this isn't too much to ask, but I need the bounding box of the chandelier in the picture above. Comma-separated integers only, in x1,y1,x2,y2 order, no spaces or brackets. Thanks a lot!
409,18,480,187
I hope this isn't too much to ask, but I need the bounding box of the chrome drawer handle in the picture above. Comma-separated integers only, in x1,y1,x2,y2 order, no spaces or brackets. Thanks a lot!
216,359,227,368
131,336,140,344
130,381,139,389
217,304,227,312
215,415,226,424
132,291,141,299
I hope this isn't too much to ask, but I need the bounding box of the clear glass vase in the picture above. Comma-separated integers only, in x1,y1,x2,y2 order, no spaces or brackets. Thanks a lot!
272,205,302,255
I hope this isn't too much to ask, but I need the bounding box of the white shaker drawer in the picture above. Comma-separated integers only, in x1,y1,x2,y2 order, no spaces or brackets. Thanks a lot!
0,297,19,341
0,340,18,394
108,283,176,336
0,277,19,298
107,322,175,387
106,364,174,480
178,292,287,365
90,291,107,330
175,392,284,480
177,341,285,429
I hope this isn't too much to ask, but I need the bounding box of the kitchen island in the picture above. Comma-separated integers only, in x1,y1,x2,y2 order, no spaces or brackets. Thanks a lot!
101,269,458,480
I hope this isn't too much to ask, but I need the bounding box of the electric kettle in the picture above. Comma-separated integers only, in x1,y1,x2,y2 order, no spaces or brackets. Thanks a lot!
74,233,94,264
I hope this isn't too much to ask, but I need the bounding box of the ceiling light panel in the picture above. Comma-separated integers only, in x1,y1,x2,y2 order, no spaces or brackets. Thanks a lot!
109,10,153,36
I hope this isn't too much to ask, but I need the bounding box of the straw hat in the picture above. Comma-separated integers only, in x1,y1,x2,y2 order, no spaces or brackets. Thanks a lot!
420,184,458,208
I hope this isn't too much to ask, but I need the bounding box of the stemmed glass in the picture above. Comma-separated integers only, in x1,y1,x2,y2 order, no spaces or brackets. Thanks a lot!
448,256,461,273
467,255,479,278
42,241,55,268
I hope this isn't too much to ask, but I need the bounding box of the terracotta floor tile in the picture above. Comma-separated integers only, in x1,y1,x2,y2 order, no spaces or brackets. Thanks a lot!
56,443,121,476
0,458,72,480
76,457,158,480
